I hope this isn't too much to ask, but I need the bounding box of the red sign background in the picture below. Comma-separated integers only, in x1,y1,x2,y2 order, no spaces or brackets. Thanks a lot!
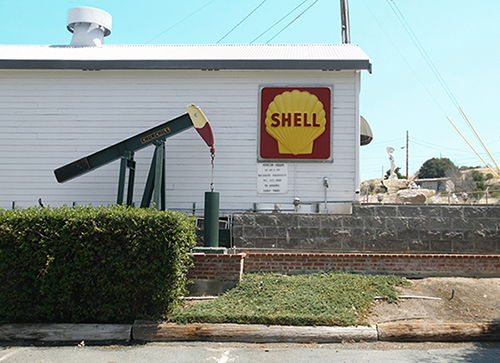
260,87,331,160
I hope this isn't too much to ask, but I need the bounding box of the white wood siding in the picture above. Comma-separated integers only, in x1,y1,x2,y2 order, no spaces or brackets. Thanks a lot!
0,69,359,212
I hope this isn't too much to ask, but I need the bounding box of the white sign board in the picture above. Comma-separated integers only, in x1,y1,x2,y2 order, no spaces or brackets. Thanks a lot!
257,163,288,193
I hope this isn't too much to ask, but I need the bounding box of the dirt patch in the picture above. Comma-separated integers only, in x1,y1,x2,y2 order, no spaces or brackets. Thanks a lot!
368,278,500,325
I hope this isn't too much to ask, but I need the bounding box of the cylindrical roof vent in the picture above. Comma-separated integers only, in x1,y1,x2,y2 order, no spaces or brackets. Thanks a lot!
67,7,112,47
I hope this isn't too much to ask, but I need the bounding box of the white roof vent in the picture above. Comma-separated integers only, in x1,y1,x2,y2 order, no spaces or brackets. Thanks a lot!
67,7,112,47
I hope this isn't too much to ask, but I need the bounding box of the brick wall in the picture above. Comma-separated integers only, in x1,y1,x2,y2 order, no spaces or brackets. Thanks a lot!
187,252,500,286
188,253,245,281
243,252,500,277
232,205,500,254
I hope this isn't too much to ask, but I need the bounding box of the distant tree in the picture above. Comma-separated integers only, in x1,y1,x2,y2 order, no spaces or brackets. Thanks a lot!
469,170,486,191
368,183,376,193
489,183,500,198
384,167,405,179
486,173,494,181
417,158,458,179
459,165,481,171
444,164,475,193
459,172,476,193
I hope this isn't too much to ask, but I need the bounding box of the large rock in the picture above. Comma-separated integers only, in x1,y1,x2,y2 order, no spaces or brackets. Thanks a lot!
397,188,435,204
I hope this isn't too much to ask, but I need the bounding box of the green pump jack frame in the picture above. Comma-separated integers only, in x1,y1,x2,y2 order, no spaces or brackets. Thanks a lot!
114,140,167,209
54,113,193,210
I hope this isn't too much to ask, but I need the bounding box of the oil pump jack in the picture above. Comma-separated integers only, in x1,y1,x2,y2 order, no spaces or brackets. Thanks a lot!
54,105,214,210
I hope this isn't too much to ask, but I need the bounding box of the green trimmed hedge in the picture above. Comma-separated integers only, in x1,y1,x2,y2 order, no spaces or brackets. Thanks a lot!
0,206,197,324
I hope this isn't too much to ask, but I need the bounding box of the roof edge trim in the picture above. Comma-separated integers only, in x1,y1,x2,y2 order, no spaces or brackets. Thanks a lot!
0,59,372,72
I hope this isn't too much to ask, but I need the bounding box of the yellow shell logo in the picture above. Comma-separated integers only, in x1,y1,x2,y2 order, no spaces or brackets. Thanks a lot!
265,90,326,155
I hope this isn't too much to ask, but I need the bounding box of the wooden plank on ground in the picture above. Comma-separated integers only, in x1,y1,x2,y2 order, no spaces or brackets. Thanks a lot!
0,324,132,342
132,321,377,343
377,322,500,342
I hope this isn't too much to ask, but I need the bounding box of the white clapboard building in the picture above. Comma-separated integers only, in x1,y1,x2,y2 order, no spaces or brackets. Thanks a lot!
0,8,371,214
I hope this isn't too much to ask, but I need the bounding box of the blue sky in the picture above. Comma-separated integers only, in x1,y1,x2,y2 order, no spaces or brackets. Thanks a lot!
1,0,499,181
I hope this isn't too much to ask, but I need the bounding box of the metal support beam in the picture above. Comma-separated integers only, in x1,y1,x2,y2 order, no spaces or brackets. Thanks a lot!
117,157,127,204
117,151,135,205
140,152,157,208
153,141,166,210
139,141,167,210
126,153,136,206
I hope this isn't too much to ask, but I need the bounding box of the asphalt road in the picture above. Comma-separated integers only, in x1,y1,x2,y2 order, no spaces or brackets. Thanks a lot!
1,342,500,363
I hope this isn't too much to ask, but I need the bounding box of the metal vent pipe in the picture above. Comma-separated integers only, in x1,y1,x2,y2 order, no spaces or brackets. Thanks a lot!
340,0,351,44
67,7,112,47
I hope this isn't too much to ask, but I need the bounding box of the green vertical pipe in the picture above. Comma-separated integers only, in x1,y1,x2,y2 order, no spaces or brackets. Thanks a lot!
204,191,219,248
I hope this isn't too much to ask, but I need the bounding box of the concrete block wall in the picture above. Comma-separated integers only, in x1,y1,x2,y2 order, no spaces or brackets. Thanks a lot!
232,205,500,254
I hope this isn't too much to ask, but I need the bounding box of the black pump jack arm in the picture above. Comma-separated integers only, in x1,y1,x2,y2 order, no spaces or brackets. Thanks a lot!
54,113,193,183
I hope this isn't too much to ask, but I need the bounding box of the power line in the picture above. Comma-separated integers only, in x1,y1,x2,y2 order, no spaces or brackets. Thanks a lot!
145,0,219,44
387,1,460,111
250,0,309,44
216,0,268,44
266,0,320,44
385,0,498,170
363,137,406,147
410,137,471,154
361,0,448,117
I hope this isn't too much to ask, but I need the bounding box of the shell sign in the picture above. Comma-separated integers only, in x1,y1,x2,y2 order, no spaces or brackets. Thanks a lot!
260,87,331,160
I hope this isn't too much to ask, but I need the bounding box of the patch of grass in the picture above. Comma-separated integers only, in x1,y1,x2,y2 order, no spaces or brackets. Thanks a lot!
169,271,410,327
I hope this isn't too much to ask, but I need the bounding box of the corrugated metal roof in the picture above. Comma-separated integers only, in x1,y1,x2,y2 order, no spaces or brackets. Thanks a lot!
0,44,372,72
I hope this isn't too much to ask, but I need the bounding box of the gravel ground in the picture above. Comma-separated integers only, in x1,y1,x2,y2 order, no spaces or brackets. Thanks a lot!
368,277,500,325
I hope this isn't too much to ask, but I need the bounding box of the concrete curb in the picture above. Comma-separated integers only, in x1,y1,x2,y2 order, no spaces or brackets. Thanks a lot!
132,321,377,343
0,324,132,342
1,322,499,343
377,322,500,342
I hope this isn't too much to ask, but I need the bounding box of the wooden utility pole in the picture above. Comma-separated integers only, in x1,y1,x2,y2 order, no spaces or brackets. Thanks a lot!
406,131,409,179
